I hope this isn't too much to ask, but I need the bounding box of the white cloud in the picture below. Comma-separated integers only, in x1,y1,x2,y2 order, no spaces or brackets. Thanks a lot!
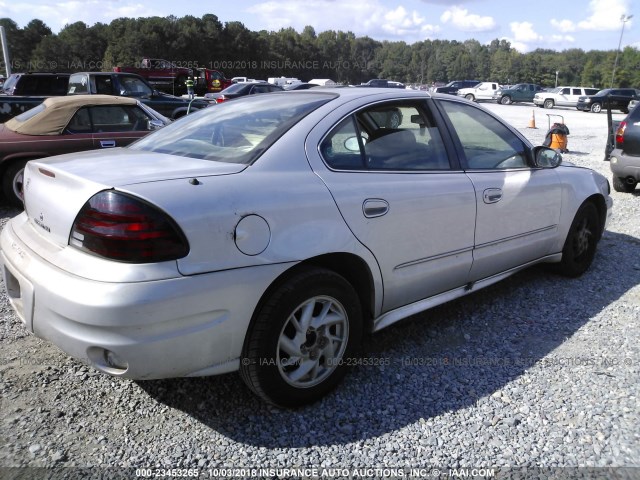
550,19,577,33
510,21,542,42
577,0,632,31
3,1,160,30
440,6,496,32
250,0,440,40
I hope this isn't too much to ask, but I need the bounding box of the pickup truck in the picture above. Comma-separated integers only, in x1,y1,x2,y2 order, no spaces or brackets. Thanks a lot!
1,72,209,123
493,83,545,104
431,80,480,95
457,82,501,102
67,72,210,119
0,72,71,123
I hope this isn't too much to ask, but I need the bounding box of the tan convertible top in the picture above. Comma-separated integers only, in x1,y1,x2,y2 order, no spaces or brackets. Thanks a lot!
5,95,138,136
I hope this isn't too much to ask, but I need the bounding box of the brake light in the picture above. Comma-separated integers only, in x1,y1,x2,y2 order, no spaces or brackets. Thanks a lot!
113,67,121,72
615,121,627,147
215,96,227,103
69,191,189,263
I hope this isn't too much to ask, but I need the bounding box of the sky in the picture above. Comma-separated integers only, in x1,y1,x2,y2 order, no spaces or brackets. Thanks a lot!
0,0,638,53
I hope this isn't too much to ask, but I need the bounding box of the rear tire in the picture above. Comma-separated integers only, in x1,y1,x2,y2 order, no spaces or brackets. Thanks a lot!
612,176,637,193
240,267,362,407
2,160,28,208
556,203,600,277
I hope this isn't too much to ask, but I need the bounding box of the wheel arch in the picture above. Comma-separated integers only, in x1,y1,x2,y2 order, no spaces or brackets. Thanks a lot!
586,193,608,242
242,252,377,351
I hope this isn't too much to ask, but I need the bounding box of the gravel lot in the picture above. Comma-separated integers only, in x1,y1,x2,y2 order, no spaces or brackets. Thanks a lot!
0,102,638,477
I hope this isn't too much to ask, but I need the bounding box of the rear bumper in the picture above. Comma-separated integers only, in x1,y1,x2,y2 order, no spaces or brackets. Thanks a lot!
609,149,640,181
0,219,291,379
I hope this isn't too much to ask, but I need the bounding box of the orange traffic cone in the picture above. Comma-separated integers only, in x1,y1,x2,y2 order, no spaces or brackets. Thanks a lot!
528,110,537,128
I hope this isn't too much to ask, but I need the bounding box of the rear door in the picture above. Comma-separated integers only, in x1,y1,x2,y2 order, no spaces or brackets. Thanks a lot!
308,99,477,312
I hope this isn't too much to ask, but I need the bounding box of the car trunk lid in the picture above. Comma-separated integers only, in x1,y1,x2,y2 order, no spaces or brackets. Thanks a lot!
23,148,245,248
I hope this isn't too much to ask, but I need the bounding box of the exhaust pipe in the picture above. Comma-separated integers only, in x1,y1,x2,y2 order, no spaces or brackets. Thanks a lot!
626,177,637,185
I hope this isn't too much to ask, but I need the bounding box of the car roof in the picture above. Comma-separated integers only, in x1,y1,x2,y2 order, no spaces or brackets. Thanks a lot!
5,95,138,136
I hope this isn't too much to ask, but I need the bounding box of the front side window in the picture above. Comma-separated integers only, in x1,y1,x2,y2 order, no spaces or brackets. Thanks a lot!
320,102,450,171
438,100,528,170
119,77,152,96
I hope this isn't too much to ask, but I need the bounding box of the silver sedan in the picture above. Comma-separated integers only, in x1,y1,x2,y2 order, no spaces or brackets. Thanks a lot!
0,89,613,407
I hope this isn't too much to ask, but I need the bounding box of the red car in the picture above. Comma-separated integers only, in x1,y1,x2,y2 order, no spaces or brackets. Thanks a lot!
0,95,169,207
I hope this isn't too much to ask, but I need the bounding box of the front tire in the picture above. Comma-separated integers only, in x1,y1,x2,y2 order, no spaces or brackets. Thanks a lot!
2,160,28,207
556,203,600,277
500,95,512,105
590,103,602,113
544,99,555,109
240,267,362,407
465,94,475,101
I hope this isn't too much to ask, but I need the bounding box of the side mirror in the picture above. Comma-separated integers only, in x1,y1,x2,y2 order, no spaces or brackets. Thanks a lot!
148,120,164,131
533,146,562,168
344,137,361,151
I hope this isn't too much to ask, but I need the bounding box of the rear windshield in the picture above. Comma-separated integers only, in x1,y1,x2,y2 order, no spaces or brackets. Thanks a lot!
129,92,336,164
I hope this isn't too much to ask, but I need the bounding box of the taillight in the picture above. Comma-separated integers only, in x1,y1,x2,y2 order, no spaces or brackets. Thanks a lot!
215,96,227,104
69,190,189,263
615,121,627,147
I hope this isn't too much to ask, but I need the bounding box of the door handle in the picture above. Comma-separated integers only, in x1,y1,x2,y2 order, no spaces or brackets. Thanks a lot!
100,140,116,148
483,188,503,204
363,199,389,218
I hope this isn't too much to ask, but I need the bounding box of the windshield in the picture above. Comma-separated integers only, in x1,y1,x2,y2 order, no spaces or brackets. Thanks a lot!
548,87,562,93
595,89,611,97
221,83,252,94
129,92,336,164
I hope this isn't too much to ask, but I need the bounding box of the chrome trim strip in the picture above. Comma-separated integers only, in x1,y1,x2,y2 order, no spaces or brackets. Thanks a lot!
395,246,474,270
474,225,558,249
374,253,562,332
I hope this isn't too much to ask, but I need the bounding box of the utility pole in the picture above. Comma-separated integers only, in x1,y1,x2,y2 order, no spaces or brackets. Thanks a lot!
611,14,633,88
0,26,12,78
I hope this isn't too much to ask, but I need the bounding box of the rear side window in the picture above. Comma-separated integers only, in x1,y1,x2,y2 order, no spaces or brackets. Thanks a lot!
15,75,68,95
130,92,335,164
320,101,450,171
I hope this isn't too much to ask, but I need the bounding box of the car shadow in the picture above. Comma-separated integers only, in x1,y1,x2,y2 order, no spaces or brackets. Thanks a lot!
138,229,640,448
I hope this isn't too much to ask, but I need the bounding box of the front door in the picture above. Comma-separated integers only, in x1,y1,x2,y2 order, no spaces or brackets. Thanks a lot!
436,99,562,280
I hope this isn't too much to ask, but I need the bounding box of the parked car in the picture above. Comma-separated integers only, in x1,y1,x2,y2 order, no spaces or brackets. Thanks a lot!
358,79,405,88
0,89,612,407
608,101,640,192
0,95,169,206
67,72,210,119
534,86,599,109
493,83,545,104
0,72,70,96
283,82,318,91
576,88,640,113
457,82,502,102
204,81,283,103
431,80,480,95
